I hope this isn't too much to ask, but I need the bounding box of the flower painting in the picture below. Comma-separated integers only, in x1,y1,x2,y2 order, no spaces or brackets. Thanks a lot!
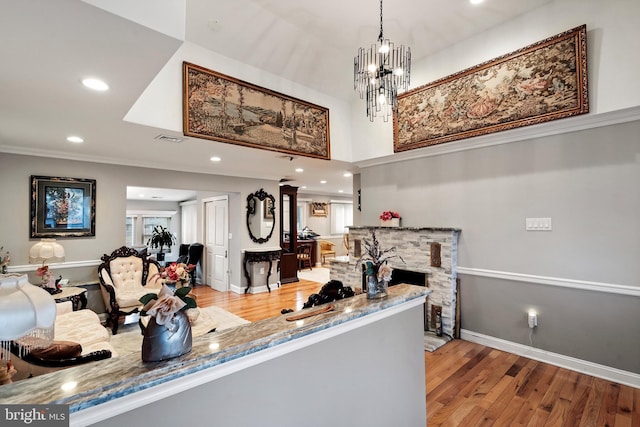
31,176,96,238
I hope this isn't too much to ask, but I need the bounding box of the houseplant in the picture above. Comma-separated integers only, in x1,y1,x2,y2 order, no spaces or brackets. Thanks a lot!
355,230,404,299
147,225,175,261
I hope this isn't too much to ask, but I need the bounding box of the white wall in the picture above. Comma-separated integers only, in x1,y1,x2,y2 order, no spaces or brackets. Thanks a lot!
350,0,640,162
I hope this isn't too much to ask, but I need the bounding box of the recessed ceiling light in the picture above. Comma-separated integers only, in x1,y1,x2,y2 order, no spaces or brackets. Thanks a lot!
66,136,84,143
295,168,304,173
343,172,353,177
469,0,484,4
82,78,109,91
210,156,221,162
320,180,327,184
139,194,145,198
301,186,307,189
338,190,344,193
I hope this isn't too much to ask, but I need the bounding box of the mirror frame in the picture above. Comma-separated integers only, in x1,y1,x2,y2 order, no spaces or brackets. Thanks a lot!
246,188,276,244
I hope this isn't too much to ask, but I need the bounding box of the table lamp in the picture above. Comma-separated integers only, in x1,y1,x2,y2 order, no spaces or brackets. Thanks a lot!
0,274,56,383
29,238,65,290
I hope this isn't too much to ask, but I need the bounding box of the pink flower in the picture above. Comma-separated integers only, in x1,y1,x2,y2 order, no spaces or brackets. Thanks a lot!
380,211,400,221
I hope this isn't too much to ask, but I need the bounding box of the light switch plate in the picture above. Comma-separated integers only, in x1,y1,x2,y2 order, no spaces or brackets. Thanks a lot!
525,217,552,231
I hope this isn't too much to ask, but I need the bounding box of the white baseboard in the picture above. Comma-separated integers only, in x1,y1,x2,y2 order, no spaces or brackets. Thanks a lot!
229,283,277,294
460,329,640,389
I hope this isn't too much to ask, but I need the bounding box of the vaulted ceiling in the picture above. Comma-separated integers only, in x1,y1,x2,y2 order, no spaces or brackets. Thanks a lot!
0,0,552,196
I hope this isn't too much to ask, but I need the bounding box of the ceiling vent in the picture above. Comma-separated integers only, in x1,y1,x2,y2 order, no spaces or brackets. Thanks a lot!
155,134,184,143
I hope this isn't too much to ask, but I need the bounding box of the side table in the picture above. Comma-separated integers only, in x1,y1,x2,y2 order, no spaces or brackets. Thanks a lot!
54,286,88,311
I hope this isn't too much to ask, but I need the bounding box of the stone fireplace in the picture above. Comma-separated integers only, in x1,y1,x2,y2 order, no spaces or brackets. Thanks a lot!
330,226,460,338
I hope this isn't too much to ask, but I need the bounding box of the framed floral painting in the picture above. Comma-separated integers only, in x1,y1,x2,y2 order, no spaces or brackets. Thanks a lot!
30,175,96,238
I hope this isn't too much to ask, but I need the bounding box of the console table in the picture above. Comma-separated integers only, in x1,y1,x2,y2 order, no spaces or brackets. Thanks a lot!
242,249,281,293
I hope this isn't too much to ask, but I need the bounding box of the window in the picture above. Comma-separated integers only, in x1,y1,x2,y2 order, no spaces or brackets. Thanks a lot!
330,201,353,235
296,202,308,232
126,210,176,253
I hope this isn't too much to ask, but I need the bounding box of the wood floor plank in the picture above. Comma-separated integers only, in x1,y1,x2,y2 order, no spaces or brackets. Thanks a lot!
595,380,621,427
190,280,637,427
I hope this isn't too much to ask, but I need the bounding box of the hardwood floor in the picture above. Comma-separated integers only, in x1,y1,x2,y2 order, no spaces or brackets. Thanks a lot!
191,280,639,427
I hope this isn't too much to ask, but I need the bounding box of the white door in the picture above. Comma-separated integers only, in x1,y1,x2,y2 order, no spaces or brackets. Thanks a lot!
205,197,228,291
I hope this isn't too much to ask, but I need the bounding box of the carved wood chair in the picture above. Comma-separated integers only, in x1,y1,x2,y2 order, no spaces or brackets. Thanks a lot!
98,246,162,334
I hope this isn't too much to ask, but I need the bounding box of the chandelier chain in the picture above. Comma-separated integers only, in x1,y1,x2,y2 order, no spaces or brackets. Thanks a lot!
378,0,384,42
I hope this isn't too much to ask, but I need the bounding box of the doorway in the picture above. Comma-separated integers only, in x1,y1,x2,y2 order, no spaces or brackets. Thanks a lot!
204,196,229,291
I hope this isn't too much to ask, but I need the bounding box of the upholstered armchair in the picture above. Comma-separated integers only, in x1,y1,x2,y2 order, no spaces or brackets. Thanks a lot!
319,240,336,264
98,246,162,334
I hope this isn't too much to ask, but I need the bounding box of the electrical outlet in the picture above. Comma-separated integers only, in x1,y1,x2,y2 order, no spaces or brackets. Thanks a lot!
528,311,538,328
259,267,265,274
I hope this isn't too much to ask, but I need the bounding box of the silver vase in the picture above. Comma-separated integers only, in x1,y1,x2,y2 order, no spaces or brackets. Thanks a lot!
141,310,192,362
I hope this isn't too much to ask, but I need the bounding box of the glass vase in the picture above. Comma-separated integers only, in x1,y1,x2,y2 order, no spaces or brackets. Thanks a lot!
366,274,388,299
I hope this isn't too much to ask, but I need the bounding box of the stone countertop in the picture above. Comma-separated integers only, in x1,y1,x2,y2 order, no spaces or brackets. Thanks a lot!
0,285,430,412
348,226,461,232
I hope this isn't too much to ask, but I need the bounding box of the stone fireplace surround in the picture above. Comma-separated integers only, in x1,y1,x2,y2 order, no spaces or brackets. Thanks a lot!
330,226,460,338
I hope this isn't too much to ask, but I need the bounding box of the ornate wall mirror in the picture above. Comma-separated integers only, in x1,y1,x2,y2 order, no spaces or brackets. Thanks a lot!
246,188,276,243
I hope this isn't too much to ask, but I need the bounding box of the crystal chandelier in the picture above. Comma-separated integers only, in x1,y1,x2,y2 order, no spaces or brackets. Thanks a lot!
354,0,411,122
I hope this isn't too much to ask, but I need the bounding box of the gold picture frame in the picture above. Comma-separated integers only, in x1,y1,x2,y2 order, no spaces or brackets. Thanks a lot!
183,62,330,160
311,202,328,217
394,25,588,152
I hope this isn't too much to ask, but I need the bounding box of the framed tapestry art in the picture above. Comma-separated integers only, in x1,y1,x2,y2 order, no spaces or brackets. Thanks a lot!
311,202,328,217
183,62,330,160
394,25,588,152
31,176,96,238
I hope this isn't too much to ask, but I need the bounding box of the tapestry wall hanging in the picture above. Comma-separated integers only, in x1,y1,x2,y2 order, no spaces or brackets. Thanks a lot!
393,25,588,152
31,175,96,238
183,62,330,160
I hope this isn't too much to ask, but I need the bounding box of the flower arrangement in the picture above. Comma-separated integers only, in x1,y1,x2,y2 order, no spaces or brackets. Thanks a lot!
379,211,400,221
152,262,196,288
355,230,404,298
140,285,197,327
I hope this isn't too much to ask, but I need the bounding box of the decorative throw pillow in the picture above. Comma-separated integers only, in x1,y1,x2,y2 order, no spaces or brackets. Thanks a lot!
29,341,82,360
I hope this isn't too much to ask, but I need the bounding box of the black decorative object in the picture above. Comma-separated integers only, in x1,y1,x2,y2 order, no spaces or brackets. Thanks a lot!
301,280,355,309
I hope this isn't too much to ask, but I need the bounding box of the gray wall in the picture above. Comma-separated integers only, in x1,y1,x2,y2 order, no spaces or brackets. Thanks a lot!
0,153,279,293
358,119,640,373
89,305,426,427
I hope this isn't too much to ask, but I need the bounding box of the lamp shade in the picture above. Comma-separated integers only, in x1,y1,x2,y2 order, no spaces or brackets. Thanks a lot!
0,274,56,359
29,238,65,264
